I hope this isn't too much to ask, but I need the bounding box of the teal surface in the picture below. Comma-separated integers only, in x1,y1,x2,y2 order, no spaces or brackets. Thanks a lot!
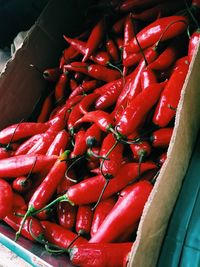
157,134,200,267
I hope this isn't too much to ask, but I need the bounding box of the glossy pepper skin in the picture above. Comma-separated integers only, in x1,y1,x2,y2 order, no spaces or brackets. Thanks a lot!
89,180,153,243
0,154,57,178
151,127,174,148
117,83,164,136
0,179,13,219
46,130,70,156
153,60,189,127
69,243,133,267
57,202,77,231
41,221,87,249
76,205,93,236
126,15,188,53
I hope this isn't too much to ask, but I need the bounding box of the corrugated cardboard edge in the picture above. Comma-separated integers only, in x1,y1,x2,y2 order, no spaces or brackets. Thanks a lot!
129,43,200,267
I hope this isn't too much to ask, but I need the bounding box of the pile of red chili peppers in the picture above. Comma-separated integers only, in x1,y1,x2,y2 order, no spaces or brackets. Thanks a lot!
0,0,199,266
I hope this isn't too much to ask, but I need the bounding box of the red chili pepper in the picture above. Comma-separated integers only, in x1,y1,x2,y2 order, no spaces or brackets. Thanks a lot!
112,16,126,34
119,0,165,12
130,141,151,161
41,221,87,249
62,46,79,63
188,30,200,62
157,152,167,166
55,73,69,103
53,161,156,206
150,127,173,148
85,124,102,148
70,78,79,91
89,180,153,243
73,110,115,133
14,134,42,156
76,205,93,236
46,130,70,156
67,103,83,134
0,179,13,219
126,15,188,53
90,197,116,237
131,1,185,22
123,50,144,67
57,202,77,230
0,122,50,145
117,83,164,136
148,42,179,71
100,133,124,178
106,38,119,63
70,130,87,158
86,147,101,163
88,64,121,82
95,78,123,110
12,176,32,193
37,93,53,123
140,67,157,90
57,170,76,194
82,18,105,62
115,36,124,50
4,209,43,242
65,95,84,110
0,154,57,178
43,67,61,82
69,80,99,99
69,243,133,267
13,193,27,210
153,61,189,127
63,62,89,75
123,14,135,68
79,93,100,115
0,147,10,159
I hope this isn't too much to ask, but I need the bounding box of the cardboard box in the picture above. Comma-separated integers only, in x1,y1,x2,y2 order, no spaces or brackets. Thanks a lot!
0,0,200,266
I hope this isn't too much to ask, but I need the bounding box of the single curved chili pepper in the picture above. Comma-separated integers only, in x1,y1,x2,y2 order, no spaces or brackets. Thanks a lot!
37,93,54,123
43,67,61,82
123,14,135,69
117,83,164,136
57,202,77,230
140,67,157,90
85,124,102,148
0,122,50,145
69,80,99,99
0,179,13,219
106,38,119,63
76,205,93,236
12,176,32,193
46,130,70,156
112,16,126,34
55,73,69,103
157,152,167,166
70,130,87,158
150,127,173,148
88,64,121,83
132,0,185,22
4,208,43,242
95,78,123,110
45,161,156,207
69,243,133,267
73,110,115,133
89,180,153,243
90,197,116,237
62,46,79,63
82,18,105,62
100,133,124,178
153,61,189,127
41,221,87,249
188,30,200,62
63,62,89,75
13,193,27,210
14,134,42,156
126,15,188,53
67,103,83,135
148,42,179,71
114,46,158,113
0,154,57,178
119,0,166,12
79,93,100,115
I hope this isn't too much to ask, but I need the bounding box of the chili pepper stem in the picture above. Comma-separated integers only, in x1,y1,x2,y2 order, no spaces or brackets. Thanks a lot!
29,219,46,245
65,155,85,183
87,148,109,160
45,244,66,254
67,233,81,250
92,178,111,211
